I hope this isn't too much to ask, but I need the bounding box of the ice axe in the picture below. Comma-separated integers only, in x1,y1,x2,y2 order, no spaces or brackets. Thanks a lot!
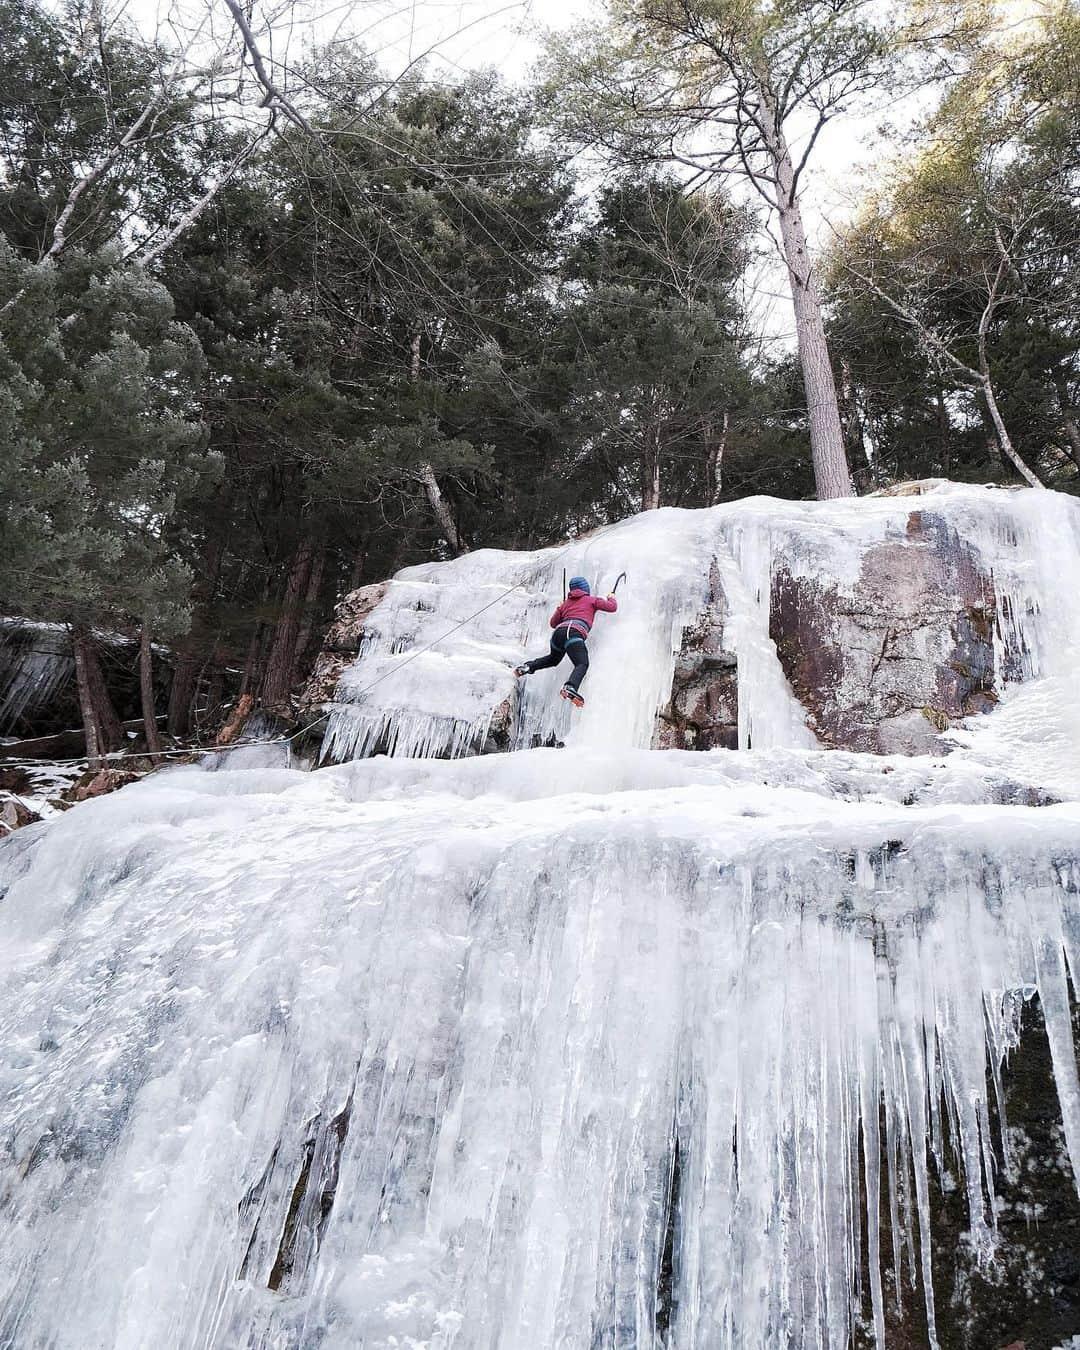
611,571,627,594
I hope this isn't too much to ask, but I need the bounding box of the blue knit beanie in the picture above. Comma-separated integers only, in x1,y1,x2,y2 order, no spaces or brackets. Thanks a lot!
568,576,590,594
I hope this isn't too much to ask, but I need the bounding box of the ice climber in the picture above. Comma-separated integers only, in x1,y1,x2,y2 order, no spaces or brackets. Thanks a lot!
513,576,618,707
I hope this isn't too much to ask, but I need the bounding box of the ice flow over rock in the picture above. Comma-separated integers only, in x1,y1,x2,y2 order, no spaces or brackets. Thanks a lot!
2,484,1080,1350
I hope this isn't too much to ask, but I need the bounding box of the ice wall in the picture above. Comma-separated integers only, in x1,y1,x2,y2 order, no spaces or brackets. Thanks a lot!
0,746,1078,1349
2,485,1080,1350
320,484,1080,763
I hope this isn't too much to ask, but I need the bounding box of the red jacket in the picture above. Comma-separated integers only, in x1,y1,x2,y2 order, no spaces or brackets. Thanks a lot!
550,589,617,636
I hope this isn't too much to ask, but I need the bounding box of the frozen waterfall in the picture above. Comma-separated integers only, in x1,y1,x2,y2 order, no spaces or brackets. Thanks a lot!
2,484,1080,1350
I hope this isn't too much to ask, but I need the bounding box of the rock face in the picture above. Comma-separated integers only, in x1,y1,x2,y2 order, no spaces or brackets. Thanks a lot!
656,563,739,751
67,768,141,802
0,794,40,833
654,505,1016,756
769,510,1007,754
299,582,389,717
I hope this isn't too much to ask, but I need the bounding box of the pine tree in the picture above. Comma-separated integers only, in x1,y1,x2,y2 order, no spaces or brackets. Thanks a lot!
0,244,218,762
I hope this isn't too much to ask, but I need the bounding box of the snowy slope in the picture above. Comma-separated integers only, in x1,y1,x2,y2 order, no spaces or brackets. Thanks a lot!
1,485,1080,1350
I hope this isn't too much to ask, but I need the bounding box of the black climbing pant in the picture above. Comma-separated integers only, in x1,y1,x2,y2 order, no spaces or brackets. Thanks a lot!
526,627,590,692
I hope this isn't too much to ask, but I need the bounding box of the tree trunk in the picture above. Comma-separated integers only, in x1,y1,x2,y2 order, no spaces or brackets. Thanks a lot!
167,650,200,739
980,375,1044,489
937,387,951,475
705,410,729,505
261,536,315,710
293,543,327,683
240,623,263,699
759,99,855,500
167,536,224,739
1052,376,1080,469
418,463,467,556
139,624,162,759
202,667,226,730
839,360,880,491
71,625,123,770
411,328,467,555
348,541,368,593
1059,418,1080,470
641,420,661,511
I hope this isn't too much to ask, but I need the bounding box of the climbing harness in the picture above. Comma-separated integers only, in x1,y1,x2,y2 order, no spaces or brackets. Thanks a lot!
554,619,590,643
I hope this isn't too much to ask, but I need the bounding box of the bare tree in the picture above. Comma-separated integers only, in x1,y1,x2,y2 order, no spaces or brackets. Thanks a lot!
546,0,950,499
139,623,163,759
71,626,123,770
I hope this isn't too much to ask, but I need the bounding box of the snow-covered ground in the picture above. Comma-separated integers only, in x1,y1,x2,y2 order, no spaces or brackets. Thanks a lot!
2,759,85,817
1,485,1079,1349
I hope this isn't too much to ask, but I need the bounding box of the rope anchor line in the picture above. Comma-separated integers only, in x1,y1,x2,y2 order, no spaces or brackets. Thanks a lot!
4,542,611,772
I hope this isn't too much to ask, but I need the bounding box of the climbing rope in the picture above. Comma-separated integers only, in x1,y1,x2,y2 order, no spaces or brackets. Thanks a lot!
2,550,594,773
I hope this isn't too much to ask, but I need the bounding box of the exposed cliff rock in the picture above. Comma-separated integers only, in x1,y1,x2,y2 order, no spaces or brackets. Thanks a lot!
0,794,40,834
770,510,1008,754
298,582,389,717
66,768,142,803
656,563,738,751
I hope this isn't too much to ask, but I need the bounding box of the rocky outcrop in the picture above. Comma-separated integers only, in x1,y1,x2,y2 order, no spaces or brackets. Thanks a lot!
656,563,739,751
299,582,389,717
302,488,1062,762
66,768,141,802
655,508,1013,756
0,794,40,834
770,510,1007,754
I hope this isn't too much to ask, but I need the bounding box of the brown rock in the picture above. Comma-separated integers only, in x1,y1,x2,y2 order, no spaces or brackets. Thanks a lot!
0,765,33,795
484,695,515,753
299,582,390,714
69,768,140,802
770,510,1011,754
0,794,40,833
656,562,739,751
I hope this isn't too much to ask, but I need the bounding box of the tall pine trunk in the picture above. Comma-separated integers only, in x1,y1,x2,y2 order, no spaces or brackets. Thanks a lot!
139,624,162,759
167,536,224,739
705,410,729,505
293,543,327,684
71,625,123,770
348,538,369,593
418,463,467,555
641,420,661,511
260,536,315,710
937,387,951,475
839,359,879,491
758,90,855,501
411,329,467,556
167,648,201,739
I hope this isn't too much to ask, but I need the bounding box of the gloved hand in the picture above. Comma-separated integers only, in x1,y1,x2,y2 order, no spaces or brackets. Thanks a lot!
606,593,616,601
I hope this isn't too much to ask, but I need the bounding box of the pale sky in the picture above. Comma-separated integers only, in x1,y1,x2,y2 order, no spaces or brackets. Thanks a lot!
127,0,915,351
288,0,906,351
